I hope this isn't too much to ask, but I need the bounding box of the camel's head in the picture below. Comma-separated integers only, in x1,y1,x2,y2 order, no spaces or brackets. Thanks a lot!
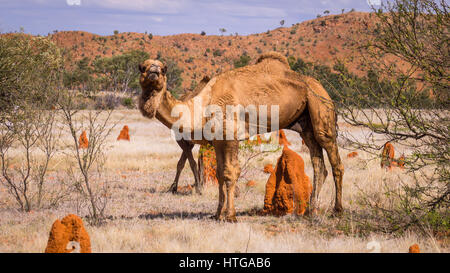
138,59,168,119
138,59,167,90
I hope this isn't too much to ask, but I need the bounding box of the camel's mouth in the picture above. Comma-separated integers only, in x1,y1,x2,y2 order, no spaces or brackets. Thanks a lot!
147,71,160,81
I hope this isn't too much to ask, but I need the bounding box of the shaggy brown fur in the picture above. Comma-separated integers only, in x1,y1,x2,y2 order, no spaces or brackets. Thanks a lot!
139,52,344,221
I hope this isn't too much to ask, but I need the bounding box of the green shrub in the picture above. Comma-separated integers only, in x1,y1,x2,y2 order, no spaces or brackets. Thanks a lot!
122,97,135,109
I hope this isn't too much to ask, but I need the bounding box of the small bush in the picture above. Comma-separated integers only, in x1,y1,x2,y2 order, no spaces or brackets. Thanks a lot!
213,49,223,57
122,97,135,109
95,94,120,110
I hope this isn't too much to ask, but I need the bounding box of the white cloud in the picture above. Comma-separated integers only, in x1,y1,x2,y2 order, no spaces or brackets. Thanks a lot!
66,0,81,6
84,0,186,14
150,16,164,22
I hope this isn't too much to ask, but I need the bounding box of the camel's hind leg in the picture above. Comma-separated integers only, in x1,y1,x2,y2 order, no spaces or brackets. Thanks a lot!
309,117,344,213
168,140,198,194
186,147,202,195
291,115,328,215
321,140,344,213
305,80,344,214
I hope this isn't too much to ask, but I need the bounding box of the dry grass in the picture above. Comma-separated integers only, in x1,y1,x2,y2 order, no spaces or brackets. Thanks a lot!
0,110,447,253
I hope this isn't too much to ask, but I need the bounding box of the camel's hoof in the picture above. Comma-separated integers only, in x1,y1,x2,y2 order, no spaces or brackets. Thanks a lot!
225,216,238,223
167,186,177,194
332,206,344,217
212,215,224,221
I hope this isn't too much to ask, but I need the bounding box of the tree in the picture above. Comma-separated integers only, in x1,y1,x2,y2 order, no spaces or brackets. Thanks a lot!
93,50,150,93
201,31,206,36
113,30,119,35
280,20,285,26
0,35,67,211
219,28,227,35
63,57,98,93
332,0,449,233
59,91,117,225
324,10,330,15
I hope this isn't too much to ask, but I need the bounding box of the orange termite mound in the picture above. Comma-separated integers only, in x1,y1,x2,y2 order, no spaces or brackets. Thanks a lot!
408,244,420,253
381,142,395,169
347,151,358,158
117,125,130,141
45,214,91,253
263,146,312,216
78,131,88,149
199,144,218,184
245,134,266,146
255,135,262,145
278,130,291,146
246,180,256,187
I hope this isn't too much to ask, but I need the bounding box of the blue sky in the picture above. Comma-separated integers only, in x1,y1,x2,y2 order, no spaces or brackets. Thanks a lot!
0,0,377,36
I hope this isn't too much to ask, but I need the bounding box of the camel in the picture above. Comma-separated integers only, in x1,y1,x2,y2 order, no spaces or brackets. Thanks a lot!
138,52,344,221
167,76,211,195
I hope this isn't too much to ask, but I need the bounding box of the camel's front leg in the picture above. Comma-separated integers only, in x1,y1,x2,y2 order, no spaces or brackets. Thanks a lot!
168,151,188,193
214,140,240,222
213,143,226,220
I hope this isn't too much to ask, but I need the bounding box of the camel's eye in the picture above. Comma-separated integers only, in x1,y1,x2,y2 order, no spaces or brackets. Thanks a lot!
138,64,146,73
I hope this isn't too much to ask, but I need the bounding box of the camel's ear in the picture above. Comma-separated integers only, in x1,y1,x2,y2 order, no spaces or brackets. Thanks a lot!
138,64,146,73
162,65,167,75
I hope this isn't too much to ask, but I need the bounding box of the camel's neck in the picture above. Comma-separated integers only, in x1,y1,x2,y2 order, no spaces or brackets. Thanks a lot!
155,91,183,129
139,82,178,128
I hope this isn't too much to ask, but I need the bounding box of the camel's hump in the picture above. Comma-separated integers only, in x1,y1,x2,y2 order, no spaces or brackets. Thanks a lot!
256,52,289,67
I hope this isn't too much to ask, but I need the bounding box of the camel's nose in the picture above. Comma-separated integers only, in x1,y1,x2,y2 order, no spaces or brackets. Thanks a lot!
149,64,161,74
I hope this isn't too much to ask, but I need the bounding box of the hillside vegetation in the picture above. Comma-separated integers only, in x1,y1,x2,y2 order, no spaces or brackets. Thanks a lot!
49,12,384,90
